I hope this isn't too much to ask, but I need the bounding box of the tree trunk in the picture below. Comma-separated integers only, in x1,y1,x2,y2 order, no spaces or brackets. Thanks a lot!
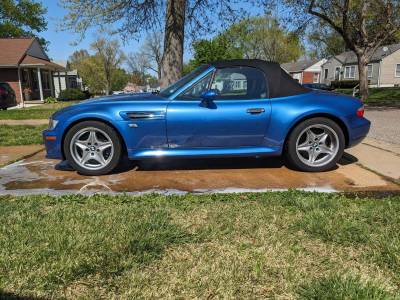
357,53,369,100
106,81,110,95
161,0,185,89
158,63,162,81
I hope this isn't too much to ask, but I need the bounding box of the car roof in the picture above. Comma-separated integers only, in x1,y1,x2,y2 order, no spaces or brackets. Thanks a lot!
208,59,310,98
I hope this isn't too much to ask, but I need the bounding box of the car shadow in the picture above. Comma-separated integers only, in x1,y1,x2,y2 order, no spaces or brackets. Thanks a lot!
108,154,352,173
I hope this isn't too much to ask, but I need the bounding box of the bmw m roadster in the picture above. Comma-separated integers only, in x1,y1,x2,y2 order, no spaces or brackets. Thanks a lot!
43,59,370,175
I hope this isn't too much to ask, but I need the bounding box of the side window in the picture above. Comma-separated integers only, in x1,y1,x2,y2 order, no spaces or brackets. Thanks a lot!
175,72,212,100
211,67,268,100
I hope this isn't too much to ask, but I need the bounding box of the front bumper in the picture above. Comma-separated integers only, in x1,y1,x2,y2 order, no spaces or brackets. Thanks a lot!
341,115,371,148
42,121,69,159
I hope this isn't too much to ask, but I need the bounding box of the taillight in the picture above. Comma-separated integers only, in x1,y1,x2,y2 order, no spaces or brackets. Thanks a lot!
357,105,364,117
0,90,8,94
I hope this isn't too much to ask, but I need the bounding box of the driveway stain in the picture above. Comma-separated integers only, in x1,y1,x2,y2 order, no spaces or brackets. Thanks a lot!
0,150,398,196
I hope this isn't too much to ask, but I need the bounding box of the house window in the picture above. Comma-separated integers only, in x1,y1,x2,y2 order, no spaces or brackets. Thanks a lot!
313,73,319,83
235,80,241,89
243,80,247,89
367,65,373,78
324,69,328,79
42,72,50,90
396,64,400,77
345,66,356,79
23,69,29,84
32,71,38,90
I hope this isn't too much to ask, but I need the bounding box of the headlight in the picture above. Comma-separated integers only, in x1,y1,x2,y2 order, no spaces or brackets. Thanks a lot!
47,118,59,130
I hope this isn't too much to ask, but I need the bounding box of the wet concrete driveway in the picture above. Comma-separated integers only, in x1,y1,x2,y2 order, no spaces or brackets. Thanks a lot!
0,150,398,196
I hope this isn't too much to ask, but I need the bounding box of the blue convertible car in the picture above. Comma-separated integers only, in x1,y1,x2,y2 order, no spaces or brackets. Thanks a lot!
43,59,370,175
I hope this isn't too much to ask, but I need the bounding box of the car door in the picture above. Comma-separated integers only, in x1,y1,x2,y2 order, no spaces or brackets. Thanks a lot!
166,67,271,148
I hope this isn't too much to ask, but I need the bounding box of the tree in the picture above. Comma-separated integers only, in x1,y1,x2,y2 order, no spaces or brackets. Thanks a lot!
273,0,400,99
141,31,164,81
57,0,258,88
190,38,243,69
306,22,347,59
219,15,305,64
90,32,126,95
0,0,49,50
124,82,140,93
111,68,129,91
125,51,150,86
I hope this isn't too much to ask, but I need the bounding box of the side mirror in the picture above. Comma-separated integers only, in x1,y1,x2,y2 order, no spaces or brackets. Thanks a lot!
200,90,216,102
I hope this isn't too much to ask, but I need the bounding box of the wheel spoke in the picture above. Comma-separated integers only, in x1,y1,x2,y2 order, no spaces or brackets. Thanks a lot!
298,145,311,152
93,152,107,166
306,129,317,142
319,144,333,154
318,132,329,145
80,151,91,164
75,141,88,151
308,149,318,164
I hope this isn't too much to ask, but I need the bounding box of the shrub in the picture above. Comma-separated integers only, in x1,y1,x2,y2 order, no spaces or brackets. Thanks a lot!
331,80,371,89
61,88,86,100
82,90,93,99
44,96,58,104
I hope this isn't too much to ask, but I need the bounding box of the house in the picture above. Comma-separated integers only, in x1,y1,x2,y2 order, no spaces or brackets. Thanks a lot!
147,82,161,93
211,73,248,91
281,58,327,84
0,38,70,105
52,60,81,97
321,43,400,87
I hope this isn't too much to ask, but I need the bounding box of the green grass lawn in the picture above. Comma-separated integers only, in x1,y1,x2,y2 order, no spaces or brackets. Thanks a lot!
0,124,47,146
0,101,80,120
337,87,400,104
0,191,399,299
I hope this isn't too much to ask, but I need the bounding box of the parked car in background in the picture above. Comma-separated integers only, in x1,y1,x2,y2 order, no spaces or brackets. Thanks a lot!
302,83,335,91
43,59,370,176
0,82,18,110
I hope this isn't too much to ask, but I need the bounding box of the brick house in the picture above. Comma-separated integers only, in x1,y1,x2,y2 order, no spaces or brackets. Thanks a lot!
0,38,69,105
281,58,327,84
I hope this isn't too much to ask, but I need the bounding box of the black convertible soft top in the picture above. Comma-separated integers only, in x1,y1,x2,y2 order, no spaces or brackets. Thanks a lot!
209,59,311,99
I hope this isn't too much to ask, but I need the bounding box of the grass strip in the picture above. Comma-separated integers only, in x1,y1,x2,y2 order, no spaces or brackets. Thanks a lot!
0,101,80,120
0,124,47,146
0,191,399,299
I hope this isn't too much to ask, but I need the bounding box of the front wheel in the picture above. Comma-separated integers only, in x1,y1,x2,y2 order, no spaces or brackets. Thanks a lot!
285,117,345,172
63,121,122,175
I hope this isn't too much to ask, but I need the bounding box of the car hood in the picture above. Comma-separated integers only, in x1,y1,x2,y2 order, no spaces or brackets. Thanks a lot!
75,93,168,105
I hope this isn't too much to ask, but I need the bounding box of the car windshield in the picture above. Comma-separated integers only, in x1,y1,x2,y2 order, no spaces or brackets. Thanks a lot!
159,65,211,98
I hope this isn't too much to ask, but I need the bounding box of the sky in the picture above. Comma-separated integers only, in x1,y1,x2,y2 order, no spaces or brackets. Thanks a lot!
39,1,273,72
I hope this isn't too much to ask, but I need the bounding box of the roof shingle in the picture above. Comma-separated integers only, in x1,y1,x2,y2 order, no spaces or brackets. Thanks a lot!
0,38,35,65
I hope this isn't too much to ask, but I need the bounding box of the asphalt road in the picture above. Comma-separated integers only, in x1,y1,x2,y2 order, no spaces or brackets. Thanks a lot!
366,106,400,145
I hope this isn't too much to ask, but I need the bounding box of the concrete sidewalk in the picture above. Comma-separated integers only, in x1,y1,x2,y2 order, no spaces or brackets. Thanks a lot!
0,145,45,166
346,137,400,182
0,119,48,125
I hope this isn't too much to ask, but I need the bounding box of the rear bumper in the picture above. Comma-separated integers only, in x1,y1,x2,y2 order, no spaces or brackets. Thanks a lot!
341,115,371,148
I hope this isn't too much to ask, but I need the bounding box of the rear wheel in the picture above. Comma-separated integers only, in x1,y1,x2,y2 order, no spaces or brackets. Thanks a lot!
63,121,122,175
285,117,345,172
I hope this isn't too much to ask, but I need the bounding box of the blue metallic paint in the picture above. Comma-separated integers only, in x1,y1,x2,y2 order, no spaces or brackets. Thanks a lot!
43,65,370,162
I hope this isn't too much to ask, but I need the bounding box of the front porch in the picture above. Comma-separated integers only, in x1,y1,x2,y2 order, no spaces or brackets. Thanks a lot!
18,55,70,106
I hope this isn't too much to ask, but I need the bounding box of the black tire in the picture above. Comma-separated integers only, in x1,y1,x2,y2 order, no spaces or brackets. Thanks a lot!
285,117,345,172
63,120,122,175
1,108,7,111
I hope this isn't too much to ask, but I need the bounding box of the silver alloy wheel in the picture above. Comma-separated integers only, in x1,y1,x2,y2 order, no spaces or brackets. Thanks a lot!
70,127,114,171
295,124,339,167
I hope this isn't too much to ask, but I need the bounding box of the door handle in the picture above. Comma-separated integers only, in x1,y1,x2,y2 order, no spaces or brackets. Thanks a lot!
246,108,265,114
